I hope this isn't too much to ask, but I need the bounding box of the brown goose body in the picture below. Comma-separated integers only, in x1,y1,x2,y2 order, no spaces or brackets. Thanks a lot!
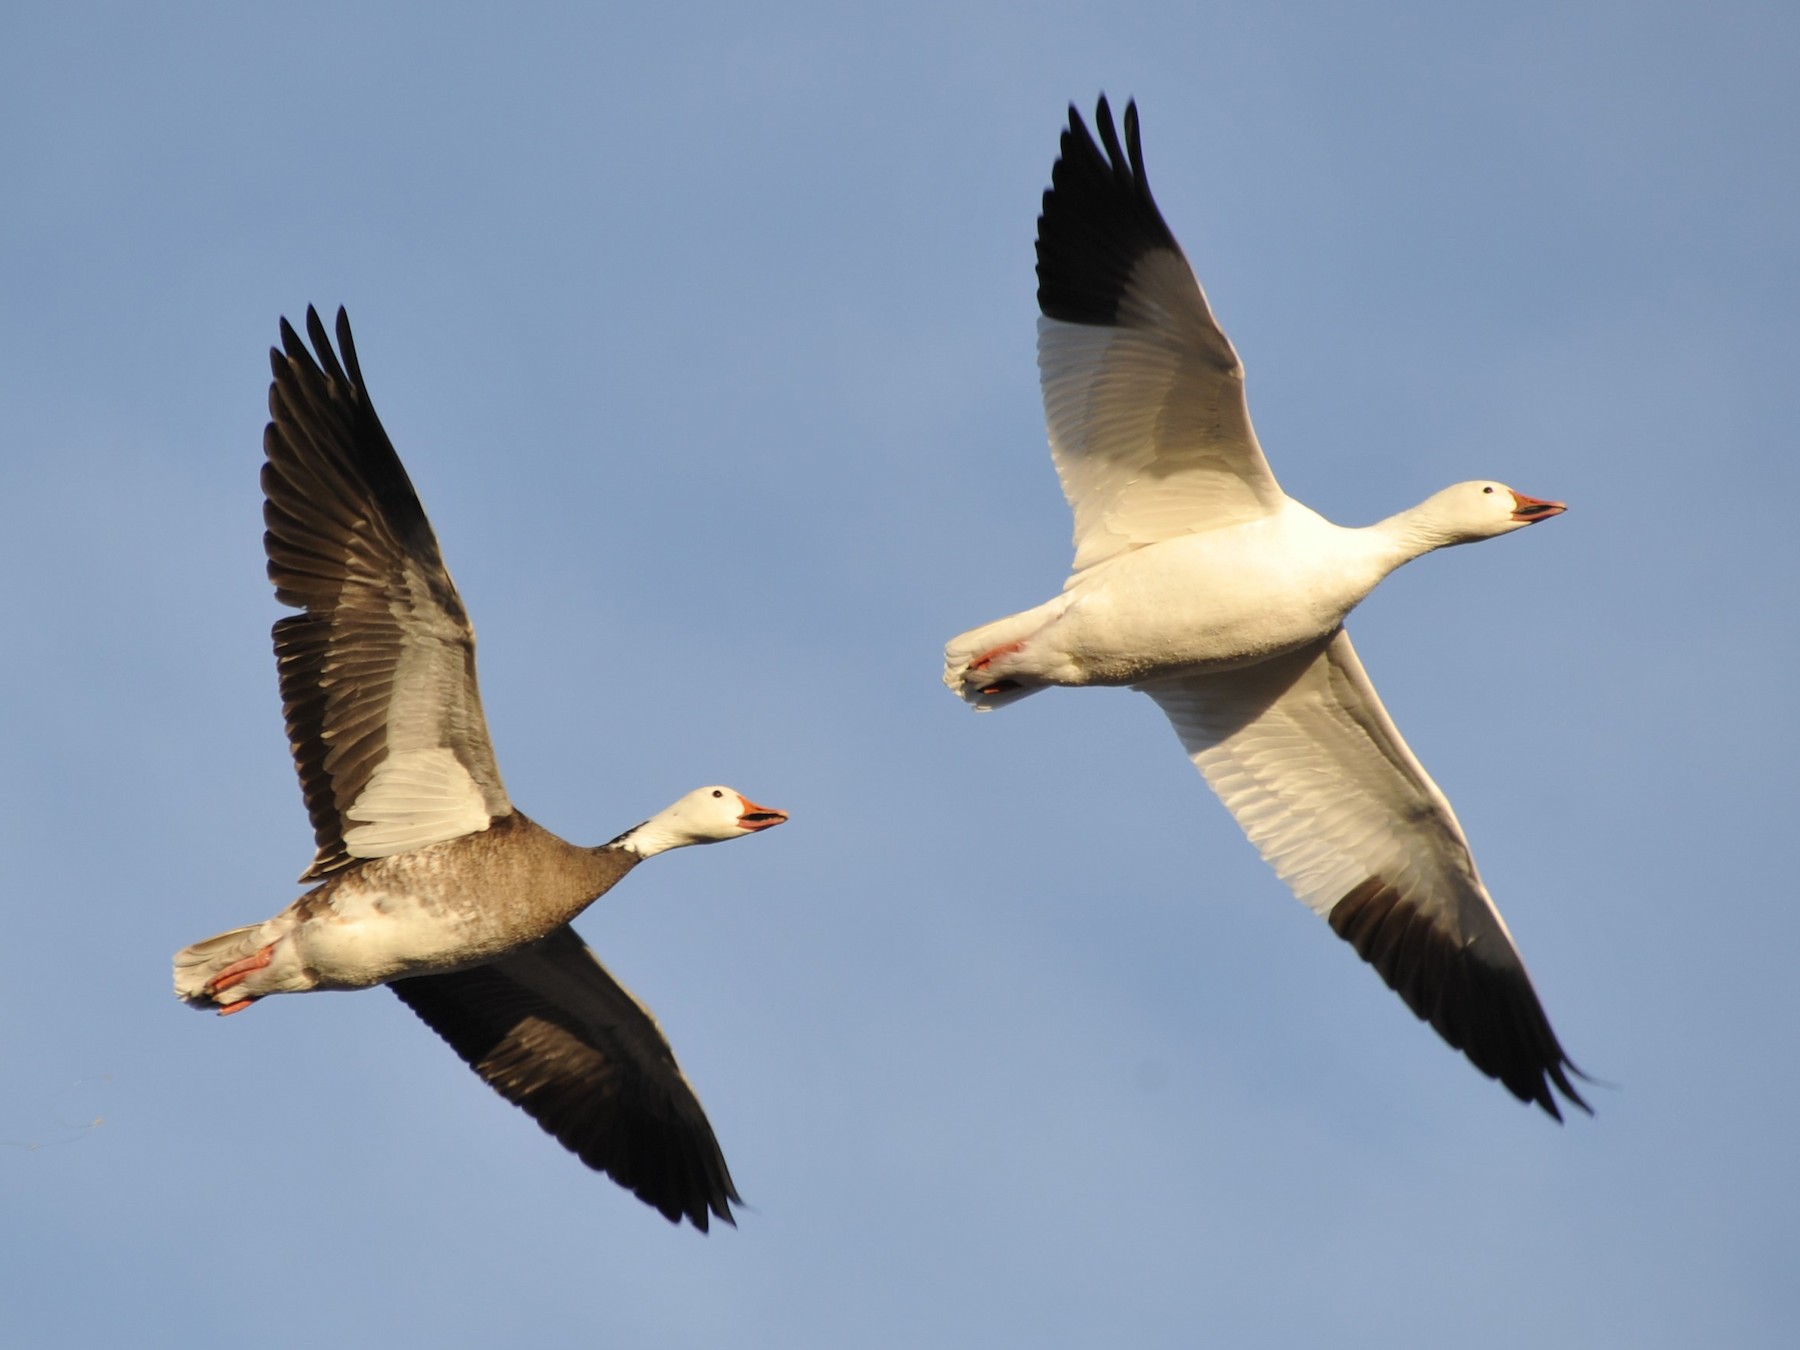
173,308,785,1229
176,813,635,996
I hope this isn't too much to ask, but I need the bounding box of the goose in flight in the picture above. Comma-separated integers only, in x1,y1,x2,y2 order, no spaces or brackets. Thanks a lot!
945,99,1586,1118
175,308,788,1227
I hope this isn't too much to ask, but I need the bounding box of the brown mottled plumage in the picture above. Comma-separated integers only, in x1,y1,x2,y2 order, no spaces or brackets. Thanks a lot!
175,308,786,1229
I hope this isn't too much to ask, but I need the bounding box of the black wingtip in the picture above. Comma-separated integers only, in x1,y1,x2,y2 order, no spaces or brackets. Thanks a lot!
1036,95,1181,326
679,1189,741,1234
1122,99,1148,185
265,305,433,549
332,307,365,390
1329,877,1594,1122
271,306,360,393
1538,1053,1600,1122
1092,95,1124,172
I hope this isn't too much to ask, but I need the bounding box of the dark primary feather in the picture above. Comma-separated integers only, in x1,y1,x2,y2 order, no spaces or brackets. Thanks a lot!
1330,879,1590,1120
1033,100,1587,1118
390,925,740,1230
1143,634,1590,1122
1037,96,1182,326
262,307,509,880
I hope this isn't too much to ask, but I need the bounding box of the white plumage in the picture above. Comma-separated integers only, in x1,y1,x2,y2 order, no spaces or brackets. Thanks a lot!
945,98,1585,1118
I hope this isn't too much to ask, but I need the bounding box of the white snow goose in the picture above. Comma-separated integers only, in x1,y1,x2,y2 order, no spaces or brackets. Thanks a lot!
945,99,1587,1119
174,308,788,1228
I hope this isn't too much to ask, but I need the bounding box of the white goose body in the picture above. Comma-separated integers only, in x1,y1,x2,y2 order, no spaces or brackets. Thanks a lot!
951,497,1410,693
173,309,787,1229
945,99,1585,1118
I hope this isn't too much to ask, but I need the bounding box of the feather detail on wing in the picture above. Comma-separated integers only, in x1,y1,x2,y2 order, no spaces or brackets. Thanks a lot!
391,924,739,1230
1036,98,1284,576
263,307,511,880
1139,631,1587,1118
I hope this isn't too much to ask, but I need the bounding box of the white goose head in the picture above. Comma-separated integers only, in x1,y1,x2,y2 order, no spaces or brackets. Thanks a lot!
1410,481,1567,549
616,786,788,858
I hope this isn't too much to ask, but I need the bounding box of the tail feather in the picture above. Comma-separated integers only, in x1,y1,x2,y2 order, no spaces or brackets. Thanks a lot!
943,603,1062,711
173,923,267,1008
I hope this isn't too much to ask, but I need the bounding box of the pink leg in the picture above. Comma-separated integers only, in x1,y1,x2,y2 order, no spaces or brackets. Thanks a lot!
204,944,274,997
969,640,1024,672
217,996,261,1017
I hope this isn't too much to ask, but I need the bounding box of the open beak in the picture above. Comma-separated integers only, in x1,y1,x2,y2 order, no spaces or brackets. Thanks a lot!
735,796,789,832
1510,491,1567,523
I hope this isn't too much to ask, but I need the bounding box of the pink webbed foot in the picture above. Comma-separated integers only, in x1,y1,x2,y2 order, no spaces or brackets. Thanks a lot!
969,640,1026,696
217,996,261,1017
203,945,274,999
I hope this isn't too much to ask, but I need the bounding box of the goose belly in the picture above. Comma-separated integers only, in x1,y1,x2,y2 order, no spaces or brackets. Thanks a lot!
287,885,510,989
282,831,594,989
1040,535,1374,686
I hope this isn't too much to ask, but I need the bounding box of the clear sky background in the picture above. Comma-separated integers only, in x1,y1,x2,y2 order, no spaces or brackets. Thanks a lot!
4,2,1796,1346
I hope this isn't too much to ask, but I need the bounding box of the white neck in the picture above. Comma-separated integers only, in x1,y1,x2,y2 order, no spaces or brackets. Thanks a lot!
608,789,749,858
1369,500,1470,568
613,817,694,859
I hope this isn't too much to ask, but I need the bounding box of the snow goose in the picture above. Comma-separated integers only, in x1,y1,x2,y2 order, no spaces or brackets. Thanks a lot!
945,100,1587,1119
174,308,787,1228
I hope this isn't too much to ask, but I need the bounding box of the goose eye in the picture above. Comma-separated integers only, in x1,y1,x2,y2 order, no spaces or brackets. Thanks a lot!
711,789,723,798
1482,485,1494,494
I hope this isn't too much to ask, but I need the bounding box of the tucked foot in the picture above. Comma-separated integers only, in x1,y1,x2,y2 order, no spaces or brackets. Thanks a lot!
203,945,275,998
979,678,1021,696
969,640,1024,672
217,996,261,1017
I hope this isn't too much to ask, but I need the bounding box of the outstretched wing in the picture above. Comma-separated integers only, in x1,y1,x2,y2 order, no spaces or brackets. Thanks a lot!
263,307,511,881
391,925,740,1230
1037,98,1286,577
1140,631,1587,1118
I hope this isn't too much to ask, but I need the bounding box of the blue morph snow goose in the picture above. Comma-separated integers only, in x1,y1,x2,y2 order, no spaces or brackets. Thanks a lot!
945,100,1587,1118
175,308,787,1227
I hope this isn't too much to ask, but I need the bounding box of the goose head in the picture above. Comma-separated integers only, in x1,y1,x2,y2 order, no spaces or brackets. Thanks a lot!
615,786,788,858
1410,481,1567,548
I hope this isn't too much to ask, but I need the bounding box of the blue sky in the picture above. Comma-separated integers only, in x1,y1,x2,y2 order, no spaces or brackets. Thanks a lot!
4,2,1797,1345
